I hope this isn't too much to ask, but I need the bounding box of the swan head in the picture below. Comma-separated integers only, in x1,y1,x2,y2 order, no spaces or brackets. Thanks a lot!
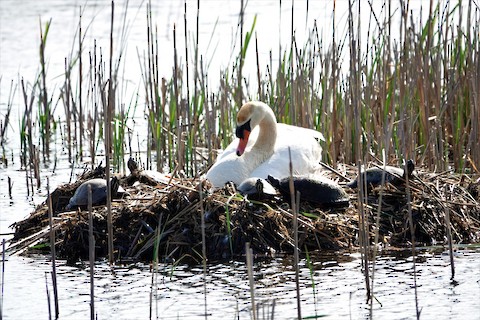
235,119,251,156
235,101,272,156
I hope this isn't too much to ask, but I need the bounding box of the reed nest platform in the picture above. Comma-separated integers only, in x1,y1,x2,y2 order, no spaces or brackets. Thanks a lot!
7,164,480,264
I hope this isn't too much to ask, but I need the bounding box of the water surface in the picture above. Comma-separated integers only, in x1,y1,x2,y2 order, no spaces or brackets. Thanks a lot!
2,248,480,319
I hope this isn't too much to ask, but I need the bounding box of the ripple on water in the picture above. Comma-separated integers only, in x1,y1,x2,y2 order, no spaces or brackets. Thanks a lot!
2,248,480,319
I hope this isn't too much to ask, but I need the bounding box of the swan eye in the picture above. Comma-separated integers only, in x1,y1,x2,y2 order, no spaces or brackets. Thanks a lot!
235,119,251,139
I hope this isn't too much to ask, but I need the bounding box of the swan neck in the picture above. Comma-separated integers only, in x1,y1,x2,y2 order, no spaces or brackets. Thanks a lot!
252,111,277,155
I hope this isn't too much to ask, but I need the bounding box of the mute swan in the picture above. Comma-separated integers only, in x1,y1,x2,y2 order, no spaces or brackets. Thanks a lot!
206,101,323,188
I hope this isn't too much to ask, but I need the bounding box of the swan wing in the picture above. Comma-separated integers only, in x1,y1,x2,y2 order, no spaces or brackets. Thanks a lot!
206,151,254,188
249,124,322,179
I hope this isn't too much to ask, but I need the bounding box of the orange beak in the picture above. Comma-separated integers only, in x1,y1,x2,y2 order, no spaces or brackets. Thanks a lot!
236,129,250,156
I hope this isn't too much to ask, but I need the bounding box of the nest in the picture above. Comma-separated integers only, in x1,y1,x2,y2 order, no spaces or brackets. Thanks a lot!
7,164,480,264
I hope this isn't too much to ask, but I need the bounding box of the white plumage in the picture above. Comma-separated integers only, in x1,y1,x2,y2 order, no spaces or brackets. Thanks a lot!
206,101,323,188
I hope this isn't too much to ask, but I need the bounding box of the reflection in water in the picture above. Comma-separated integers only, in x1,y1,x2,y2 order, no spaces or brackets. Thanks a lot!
2,248,480,319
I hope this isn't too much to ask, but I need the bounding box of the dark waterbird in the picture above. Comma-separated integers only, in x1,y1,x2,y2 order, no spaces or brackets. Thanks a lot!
267,175,350,207
66,176,122,210
347,159,415,189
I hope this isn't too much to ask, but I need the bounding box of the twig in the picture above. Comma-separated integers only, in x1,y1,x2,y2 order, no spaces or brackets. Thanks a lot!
320,161,350,182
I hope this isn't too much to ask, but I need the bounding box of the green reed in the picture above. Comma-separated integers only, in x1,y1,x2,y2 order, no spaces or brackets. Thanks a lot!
138,0,480,178
38,18,54,162
304,247,319,318
19,78,37,182
112,102,130,172
7,0,479,177
0,79,14,151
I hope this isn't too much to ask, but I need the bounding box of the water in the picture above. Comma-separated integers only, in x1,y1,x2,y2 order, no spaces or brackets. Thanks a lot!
1,1,480,319
2,248,480,319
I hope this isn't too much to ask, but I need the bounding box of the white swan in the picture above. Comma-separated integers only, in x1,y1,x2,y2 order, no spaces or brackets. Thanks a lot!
206,101,323,188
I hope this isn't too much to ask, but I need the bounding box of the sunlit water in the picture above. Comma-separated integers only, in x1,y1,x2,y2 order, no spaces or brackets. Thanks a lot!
3,249,480,319
1,1,480,319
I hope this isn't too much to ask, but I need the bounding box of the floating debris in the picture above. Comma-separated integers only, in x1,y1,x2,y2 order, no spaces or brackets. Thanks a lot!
6,163,480,265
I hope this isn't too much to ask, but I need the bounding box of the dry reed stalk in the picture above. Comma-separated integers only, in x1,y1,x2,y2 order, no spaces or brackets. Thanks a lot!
20,79,33,170
106,1,115,265
88,184,95,320
330,0,338,167
347,0,372,302
88,39,103,169
7,177,12,199
39,18,51,161
1,238,5,320
237,0,245,108
150,207,166,318
45,272,52,320
144,0,157,170
173,22,179,115
154,19,163,173
78,9,84,161
405,171,420,319
0,79,15,148
25,166,31,197
47,178,59,318
33,146,41,189
149,268,154,320
289,0,295,125
107,1,115,153
444,185,455,280
170,23,180,172
369,0,399,305
245,242,256,320
199,181,208,319
63,58,73,163
194,0,200,112
184,1,191,128
287,148,302,319
105,107,114,266
255,33,262,100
